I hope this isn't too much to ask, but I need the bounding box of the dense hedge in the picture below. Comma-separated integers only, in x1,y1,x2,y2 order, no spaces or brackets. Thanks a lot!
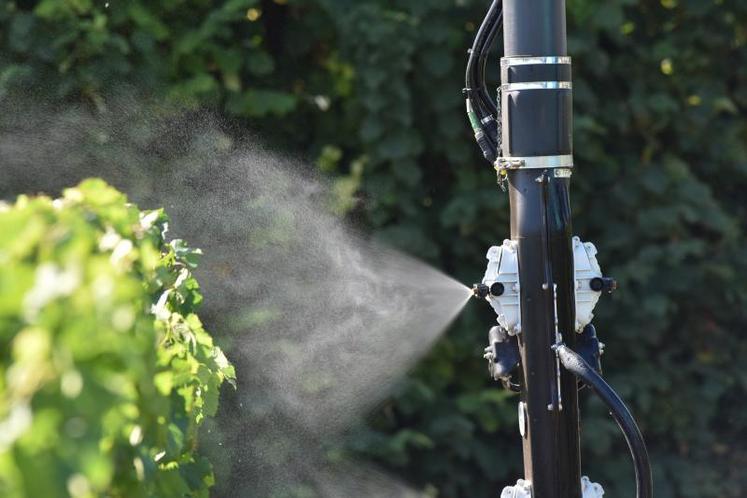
0,180,235,497
2,1,747,497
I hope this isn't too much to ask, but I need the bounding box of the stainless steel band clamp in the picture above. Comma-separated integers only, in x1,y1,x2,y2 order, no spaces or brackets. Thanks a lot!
501,81,572,91
495,154,574,171
500,56,572,67
497,56,574,174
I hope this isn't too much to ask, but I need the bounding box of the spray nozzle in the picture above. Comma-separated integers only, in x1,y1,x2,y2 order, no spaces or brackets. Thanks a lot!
472,283,489,299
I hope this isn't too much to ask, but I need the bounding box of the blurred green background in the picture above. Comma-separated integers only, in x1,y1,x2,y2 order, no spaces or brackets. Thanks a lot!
1,0,747,497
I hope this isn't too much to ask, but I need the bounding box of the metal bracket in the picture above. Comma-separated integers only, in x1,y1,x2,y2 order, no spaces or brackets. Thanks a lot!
549,284,563,412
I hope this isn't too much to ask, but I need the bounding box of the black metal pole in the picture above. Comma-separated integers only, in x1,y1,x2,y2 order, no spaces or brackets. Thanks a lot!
502,1,581,497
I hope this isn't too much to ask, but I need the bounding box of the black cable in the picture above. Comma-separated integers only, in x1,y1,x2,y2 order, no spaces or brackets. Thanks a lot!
555,344,653,498
465,0,502,163
476,11,502,117
479,9,502,156
465,2,499,118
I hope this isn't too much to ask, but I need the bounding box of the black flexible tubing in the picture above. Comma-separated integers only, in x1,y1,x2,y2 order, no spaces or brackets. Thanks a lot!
465,0,502,157
555,344,653,498
466,1,501,116
476,10,502,117
465,1,500,95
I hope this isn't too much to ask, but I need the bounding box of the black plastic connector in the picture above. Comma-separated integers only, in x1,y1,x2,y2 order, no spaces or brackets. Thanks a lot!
574,324,602,376
472,283,490,299
490,282,505,296
590,277,617,293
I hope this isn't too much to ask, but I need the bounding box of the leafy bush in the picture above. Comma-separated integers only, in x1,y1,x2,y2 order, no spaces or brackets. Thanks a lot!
0,179,234,498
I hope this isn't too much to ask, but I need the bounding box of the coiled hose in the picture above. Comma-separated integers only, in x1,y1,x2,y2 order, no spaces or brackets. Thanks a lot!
554,344,653,498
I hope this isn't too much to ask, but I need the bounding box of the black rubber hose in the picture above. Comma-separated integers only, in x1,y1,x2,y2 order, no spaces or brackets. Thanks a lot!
465,0,502,162
465,1,500,97
476,10,502,117
554,344,653,498
475,9,502,156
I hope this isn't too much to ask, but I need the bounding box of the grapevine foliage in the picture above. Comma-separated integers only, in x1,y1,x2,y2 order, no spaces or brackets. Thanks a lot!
0,179,235,498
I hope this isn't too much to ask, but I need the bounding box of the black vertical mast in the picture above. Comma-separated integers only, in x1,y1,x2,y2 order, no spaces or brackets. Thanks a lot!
503,1,581,497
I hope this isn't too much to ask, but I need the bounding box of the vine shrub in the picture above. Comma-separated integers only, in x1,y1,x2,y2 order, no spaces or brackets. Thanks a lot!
0,179,235,498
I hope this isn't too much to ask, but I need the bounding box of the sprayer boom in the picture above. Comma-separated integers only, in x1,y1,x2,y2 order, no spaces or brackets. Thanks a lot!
465,1,652,497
